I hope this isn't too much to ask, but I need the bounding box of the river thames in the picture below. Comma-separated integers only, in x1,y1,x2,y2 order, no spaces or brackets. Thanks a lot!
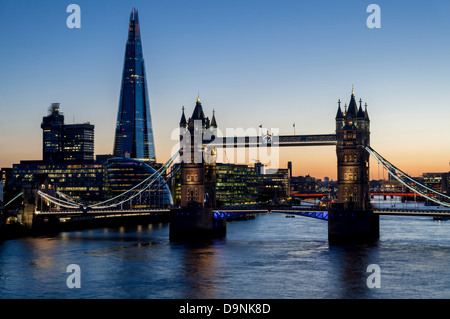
1,205,450,299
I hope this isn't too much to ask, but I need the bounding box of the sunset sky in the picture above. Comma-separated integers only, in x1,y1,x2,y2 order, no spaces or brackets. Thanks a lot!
1,0,450,180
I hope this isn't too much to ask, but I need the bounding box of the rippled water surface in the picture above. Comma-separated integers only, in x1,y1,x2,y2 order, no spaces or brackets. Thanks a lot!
1,212,450,299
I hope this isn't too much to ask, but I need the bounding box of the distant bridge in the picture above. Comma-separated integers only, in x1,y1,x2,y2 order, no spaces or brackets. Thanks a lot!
372,208,450,217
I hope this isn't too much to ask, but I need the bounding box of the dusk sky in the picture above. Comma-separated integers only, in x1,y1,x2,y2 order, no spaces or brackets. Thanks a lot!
1,0,450,180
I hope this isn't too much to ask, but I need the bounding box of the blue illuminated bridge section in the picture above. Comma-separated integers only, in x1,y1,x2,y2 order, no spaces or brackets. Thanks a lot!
213,206,450,221
213,210,329,221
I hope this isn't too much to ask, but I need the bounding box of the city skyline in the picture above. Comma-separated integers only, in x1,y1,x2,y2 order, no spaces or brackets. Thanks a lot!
1,0,450,180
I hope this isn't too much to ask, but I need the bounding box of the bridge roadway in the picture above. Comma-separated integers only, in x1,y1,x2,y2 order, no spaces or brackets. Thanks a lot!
36,208,171,217
274,207,450,217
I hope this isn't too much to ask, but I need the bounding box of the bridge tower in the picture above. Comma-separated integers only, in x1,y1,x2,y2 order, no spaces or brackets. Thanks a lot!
329,88,379,243
169,96,225,239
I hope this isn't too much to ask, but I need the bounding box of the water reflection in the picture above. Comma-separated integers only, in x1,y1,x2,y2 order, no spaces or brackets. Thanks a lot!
327,243,381,298
172,239,225,299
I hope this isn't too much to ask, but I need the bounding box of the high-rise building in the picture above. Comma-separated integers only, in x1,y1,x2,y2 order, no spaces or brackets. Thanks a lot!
41,103,94,163
41,103,64,162
113,9,156,163
63,123,94,162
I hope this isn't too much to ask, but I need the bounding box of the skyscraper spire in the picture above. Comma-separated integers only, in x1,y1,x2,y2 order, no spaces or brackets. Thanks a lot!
113,9,156,162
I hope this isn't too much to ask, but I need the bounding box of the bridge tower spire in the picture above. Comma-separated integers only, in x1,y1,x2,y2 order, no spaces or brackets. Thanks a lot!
329,87,379,243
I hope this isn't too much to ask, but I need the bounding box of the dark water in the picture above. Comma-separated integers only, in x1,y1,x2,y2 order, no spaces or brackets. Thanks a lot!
1,212,449,299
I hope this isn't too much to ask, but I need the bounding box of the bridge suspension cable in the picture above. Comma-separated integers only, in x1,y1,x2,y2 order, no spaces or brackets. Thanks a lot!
37,151,180,210
89,151,179,209
56,191,87,206
366,146,450,207
164,163,181,184
4,191,23,208
37,191,81,209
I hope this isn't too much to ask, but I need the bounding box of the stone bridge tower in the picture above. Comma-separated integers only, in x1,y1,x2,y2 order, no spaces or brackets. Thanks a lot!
329,88,379,243
169,96,224,239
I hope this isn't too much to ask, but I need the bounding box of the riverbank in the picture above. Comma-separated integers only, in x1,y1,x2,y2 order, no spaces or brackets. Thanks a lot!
0,213,171,241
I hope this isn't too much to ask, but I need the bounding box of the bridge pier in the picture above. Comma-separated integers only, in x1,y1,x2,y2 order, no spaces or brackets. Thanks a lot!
328,208,379,244
169,207,226,240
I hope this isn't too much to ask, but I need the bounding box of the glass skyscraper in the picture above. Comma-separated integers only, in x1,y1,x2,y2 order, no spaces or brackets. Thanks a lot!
113,8,156,163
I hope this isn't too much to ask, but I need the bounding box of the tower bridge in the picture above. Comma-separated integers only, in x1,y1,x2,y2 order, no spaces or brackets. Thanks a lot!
170,88,377,243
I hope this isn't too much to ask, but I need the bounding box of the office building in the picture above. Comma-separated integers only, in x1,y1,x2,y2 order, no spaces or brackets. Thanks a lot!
12,161,106,202
41,103,64,162
63,123,95,162
215,163,260,206
41,103,94,163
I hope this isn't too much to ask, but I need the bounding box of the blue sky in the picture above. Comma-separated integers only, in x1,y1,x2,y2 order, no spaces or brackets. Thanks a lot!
1,0,450,179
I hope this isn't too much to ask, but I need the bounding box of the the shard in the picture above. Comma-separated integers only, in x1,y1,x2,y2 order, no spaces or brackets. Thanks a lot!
113,8,156,162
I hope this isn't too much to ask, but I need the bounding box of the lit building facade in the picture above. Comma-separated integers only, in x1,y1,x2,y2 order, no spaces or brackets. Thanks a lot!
259,168,290,202
12,161,106,202
423,172,450,194
63,123,95,162
215,163,259,206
